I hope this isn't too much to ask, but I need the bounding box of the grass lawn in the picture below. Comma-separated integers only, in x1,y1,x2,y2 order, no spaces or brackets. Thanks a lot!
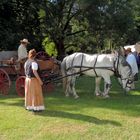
0,75,140,140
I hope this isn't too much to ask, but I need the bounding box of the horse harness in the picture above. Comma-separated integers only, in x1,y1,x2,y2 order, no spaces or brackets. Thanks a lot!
68,53,120,77
113,55,133,89
63,53,133,90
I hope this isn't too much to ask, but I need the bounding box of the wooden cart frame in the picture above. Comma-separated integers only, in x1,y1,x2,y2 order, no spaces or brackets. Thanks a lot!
0,51,60,97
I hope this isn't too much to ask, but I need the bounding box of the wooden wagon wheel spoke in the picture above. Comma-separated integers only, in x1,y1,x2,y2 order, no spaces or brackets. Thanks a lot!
0,69,11,95
0,82,10,95
15,76,25,97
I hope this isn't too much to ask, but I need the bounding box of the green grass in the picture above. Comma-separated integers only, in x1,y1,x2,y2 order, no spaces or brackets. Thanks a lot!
0,75,140,140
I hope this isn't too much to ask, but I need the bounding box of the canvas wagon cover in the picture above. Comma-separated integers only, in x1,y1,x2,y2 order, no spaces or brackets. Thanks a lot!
124,44,140,53
135,43,140,53
0,51,18,60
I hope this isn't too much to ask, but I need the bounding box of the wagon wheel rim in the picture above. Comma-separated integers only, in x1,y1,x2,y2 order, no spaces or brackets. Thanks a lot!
43,82,55,93
0,68,11,95
36,51,50,60
16,76,25,97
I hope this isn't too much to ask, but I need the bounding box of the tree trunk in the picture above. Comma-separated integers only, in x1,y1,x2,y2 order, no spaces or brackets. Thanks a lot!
55,39,66,61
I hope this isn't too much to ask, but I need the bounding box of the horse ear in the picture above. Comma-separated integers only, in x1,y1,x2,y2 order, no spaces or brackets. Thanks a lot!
113,47,125,56
114,50,119,56
118,47,125,56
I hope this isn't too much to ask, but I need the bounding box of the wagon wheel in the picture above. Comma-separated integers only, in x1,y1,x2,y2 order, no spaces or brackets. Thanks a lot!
36,51,50,60
16,76,25,97
43,82,55,93
0,69,11,95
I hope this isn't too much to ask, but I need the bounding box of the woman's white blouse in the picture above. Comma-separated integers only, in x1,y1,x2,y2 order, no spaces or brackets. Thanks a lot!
32,62,38,70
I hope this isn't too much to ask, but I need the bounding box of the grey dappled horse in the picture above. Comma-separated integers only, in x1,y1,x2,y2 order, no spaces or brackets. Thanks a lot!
61,52,134,98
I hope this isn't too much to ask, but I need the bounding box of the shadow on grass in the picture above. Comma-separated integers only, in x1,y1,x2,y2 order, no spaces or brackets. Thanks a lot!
45,76,140,117
0,75,139,117
0,96,24,107
38,110,121,127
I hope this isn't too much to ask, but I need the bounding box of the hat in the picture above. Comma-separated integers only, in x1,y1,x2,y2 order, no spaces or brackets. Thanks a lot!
20,38,30,44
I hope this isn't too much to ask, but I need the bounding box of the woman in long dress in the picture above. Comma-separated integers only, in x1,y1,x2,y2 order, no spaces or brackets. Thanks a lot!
24,49,45,112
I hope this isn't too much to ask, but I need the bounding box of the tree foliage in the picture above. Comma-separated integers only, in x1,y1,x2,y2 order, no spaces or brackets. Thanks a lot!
81,0,136,51
0,0,140,57
0,0,43,51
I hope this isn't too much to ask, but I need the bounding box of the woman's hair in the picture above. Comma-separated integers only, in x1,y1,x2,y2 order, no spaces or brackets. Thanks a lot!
125,47,132,53
28,49,36,58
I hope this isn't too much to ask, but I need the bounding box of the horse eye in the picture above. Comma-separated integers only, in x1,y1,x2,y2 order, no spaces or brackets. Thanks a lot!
128,80,132,84
122,61,127,66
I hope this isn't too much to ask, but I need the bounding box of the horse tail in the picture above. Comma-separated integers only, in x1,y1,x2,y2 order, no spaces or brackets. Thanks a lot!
61,58,67,91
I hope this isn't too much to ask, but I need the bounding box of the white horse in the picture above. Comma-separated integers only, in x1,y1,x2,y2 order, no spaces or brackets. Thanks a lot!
61,52,134,98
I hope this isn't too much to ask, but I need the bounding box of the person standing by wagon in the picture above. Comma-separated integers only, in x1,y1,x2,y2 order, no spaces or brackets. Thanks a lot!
24,49,45,112
125,48,139,89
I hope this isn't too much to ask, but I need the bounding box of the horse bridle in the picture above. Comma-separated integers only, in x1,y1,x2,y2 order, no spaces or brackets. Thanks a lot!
114,55,133,89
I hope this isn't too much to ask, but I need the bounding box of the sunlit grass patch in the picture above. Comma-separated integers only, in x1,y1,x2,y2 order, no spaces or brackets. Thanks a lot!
0,75,140,140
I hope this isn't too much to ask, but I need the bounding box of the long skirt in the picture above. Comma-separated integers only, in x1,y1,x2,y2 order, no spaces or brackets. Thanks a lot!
25,77,45,111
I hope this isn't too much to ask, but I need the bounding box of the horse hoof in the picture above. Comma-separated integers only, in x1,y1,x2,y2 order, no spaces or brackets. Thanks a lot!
65,94,69,97
96,93,100,96
74,96,79,99
103,95,110,98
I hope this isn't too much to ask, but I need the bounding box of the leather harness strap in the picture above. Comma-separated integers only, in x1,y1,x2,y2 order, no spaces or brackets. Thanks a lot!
93,55,98,77
67,53,121,78
113,55,121,78
80,53,84,73
71,53,77,69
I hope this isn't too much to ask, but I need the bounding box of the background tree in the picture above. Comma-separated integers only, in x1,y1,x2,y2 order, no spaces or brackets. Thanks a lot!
127,0,140,44
0,0,43,51
0,0,140,58
40,0,88,59
42,37,58,57
0,0,18,50
82,0,136,51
